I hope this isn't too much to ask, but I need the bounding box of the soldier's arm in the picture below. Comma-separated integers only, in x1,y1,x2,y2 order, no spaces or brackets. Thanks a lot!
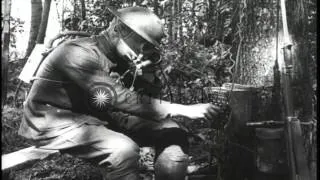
56,43,189,122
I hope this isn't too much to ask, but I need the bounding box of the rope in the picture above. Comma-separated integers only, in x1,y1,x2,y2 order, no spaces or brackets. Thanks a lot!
223,0,246,128
129,68,138,91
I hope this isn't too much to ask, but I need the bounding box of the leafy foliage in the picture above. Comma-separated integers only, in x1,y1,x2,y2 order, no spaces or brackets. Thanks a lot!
3,0,317,179
8,17,25,60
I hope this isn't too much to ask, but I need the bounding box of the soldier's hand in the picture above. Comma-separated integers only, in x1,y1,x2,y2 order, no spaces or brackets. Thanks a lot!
183,103,221,120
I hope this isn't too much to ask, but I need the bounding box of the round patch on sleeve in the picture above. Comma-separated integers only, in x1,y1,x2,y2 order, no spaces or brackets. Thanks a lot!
87,83,117,111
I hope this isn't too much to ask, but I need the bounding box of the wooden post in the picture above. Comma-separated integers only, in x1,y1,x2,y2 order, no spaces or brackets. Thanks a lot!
25,0,43,58
36,0,52,44
1,0,11,107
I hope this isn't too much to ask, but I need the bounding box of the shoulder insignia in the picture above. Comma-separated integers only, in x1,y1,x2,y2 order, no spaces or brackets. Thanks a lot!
87,83,117,111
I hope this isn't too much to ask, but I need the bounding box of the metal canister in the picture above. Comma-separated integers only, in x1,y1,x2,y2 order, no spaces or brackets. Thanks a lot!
255,127,288,178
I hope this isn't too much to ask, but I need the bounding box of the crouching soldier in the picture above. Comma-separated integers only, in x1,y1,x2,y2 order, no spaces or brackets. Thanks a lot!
19,7,221,180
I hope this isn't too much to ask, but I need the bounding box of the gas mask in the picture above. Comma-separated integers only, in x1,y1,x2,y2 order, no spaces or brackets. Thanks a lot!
115,19,162,76
132,44,162,75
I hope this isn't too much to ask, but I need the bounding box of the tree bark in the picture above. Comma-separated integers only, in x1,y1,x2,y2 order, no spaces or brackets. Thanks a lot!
36,0,52,44
153,0,159,16
178,0,183,42
79,0,86,20
73,0,77,17
172,0,178,41
1,0,11,107
191,0,196,41
286,0,313,122
168,1,173,42
25,0,43,58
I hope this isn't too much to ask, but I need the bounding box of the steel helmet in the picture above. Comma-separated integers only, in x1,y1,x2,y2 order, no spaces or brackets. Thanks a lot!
107,6,165,49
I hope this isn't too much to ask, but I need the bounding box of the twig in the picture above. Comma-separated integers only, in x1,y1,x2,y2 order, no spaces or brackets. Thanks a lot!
14,79,23,106
176,61,204,75
159,65,173,102
3,123,15,129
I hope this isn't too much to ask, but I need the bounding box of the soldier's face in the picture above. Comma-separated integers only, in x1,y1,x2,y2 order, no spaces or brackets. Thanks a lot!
113,20,161,69
116,34,161,68
115,38,139,61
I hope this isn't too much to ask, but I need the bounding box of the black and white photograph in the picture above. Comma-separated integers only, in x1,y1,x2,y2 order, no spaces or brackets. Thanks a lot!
1,0,317,179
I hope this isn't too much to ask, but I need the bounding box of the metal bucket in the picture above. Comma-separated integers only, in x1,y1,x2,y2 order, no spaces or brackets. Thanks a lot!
255,128,287,175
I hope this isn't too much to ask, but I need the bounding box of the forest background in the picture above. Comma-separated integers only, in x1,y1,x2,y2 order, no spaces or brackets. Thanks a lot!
1,0,317,179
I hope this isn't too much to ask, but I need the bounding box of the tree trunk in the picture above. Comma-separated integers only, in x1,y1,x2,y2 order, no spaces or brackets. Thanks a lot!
287,0,313,123
168,2,173,42
61,0,65,30
79,0,86,20
172,0,178,41
178,0,183,43
73,0,77,17
191,0,196,41
153,0,159,16
36,0,52,44
25,0,43,58
286,2,315,178
1,0,11,107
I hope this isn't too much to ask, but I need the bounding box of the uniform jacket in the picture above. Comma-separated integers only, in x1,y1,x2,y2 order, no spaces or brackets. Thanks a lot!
19,34,165,140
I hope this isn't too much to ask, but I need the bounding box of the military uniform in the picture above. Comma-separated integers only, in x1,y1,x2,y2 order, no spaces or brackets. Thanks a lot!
19,34,188,180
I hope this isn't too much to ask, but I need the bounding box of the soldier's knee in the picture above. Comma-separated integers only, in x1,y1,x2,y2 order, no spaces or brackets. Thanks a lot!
113,138,140,165
99,139,140,180
99,136,140,169
156,145,188,164
154,145,188,180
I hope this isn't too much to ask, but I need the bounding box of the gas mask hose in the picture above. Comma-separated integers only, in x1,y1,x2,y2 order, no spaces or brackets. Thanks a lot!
129,57,152,91
129,68,138,91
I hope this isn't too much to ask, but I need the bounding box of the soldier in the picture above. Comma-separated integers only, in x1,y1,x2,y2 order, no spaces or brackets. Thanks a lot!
19,7,220,180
